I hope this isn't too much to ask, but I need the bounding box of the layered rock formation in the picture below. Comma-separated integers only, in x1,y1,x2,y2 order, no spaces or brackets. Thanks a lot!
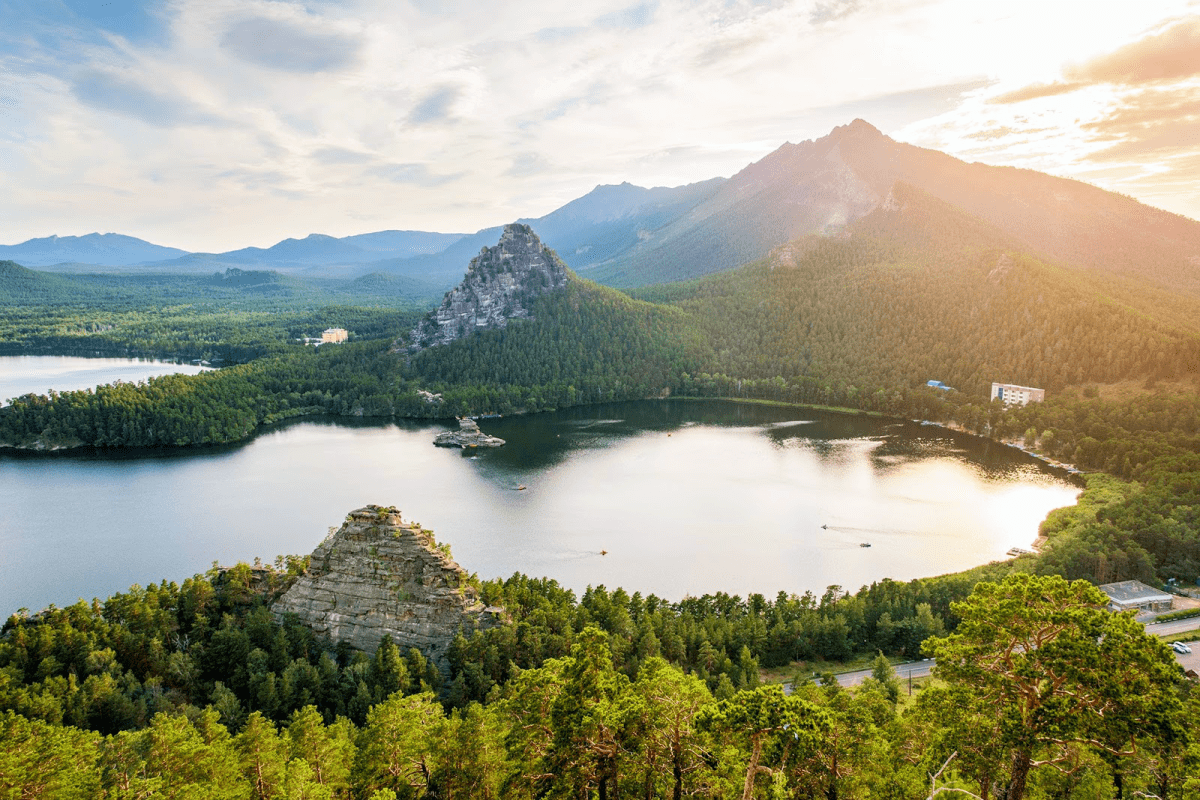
272,505,503,670
408,223,570,351
433,417,505,448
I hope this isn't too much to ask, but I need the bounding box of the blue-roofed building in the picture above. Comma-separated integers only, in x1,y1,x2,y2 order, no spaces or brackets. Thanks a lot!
926,380,953,391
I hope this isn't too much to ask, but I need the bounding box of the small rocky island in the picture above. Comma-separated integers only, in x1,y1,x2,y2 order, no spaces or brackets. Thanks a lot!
272,505,504,671
433,417,505,448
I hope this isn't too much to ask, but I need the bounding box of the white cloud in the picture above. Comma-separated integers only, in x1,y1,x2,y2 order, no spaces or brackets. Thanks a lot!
0,0,1197,251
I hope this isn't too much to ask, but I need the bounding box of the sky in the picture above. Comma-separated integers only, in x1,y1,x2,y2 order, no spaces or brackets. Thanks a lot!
1,0,1198,252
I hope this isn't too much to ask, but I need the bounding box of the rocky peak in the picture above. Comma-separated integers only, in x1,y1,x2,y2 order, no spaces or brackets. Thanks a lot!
272,505,503,671
834,118,884,139
408,223,570,351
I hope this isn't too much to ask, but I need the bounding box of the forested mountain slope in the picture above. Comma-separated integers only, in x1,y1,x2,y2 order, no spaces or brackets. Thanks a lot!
632,183,1200,400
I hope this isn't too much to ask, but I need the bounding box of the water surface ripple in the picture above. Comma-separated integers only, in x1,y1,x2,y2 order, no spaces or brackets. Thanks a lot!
0,399,1080,612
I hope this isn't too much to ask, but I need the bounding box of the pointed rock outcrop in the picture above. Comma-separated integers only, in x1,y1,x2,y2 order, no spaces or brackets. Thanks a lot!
408,223,570,351
272,505,503,670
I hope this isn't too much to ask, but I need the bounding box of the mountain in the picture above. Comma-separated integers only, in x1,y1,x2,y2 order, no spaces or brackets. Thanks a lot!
405,226,711,406
409,223,571,351
583,119,1200,292
199,230,467,267
631,181,1200,399
518,179,725,269
367,181,725,290
364,226,506,288
339,230,466,257
0,233,189,267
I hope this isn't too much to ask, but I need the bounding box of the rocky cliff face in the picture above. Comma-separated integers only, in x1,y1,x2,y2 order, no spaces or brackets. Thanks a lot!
408,223,570,351
272,505,503,670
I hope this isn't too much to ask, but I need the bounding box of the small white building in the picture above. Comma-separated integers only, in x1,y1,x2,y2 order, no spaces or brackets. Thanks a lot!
991,382,1045,407
321,328,349,344
1098,580,1173,613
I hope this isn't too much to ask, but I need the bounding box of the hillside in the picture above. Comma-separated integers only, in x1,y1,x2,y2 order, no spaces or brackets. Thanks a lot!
406,224,710,410
583,120,1200,292
631,183,1200,400
0,260,98,304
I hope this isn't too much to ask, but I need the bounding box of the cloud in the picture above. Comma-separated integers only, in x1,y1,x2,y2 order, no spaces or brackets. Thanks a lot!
506,152,550,177
1067,18,1200,85
70,70,223,127
990,81,1084,105
810,0,861,25
994,19,1200,105
7,0,1200,250
221,16,360,73
533,26,588,43
809,79,992,133
373,163,461,187
694,32,771,69
1082,87,1200,161
216,167,294,192
312,147,375,165
595,3,657,29
408,86,461,125
961,125,1047,142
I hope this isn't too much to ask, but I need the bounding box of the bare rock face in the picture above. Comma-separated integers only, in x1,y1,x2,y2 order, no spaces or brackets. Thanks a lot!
433,417,505,448
408,223,570,351
272,505,503,670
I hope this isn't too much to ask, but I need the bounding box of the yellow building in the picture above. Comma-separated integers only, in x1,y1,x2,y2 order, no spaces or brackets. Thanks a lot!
321,328,348,344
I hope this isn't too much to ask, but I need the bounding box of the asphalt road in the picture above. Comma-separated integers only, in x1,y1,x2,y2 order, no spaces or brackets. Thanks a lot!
1144,617,1200,637
796,619,1200,690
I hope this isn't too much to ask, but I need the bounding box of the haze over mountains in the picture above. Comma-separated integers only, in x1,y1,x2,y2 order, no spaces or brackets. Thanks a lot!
6,120,1200,297
0,233,190,267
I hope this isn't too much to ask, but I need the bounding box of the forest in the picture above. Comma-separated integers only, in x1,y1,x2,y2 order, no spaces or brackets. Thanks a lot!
2,559,1194,798
0,260,431,363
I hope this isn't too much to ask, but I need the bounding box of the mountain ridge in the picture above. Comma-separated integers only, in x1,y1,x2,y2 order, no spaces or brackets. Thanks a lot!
7,119,1199,296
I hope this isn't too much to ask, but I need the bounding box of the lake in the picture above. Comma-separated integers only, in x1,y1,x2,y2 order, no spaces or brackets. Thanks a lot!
0,355,210,405
0,397,1081,614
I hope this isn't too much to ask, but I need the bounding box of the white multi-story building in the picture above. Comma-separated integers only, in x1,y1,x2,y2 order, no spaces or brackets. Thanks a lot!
991,382,1045,406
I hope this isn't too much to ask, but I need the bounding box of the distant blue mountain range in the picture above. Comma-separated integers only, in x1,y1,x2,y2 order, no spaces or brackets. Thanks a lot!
0,233,189,267
0,179,732,288
0,230,469,269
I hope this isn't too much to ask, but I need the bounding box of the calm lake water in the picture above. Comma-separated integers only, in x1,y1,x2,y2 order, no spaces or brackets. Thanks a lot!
0,355,210,405
0,396,1081,614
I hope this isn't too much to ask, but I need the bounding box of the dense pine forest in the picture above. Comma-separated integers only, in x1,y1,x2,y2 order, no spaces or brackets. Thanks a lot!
3,557,1195,798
